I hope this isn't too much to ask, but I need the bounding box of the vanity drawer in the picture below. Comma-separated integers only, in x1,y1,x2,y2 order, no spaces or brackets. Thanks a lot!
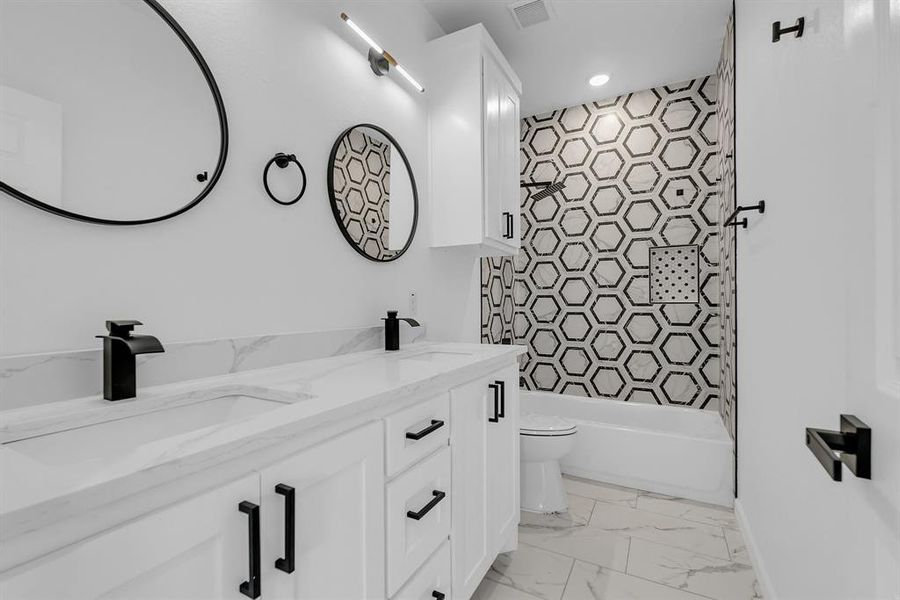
386,446,451,596
392,541,451,600
384,393,450,477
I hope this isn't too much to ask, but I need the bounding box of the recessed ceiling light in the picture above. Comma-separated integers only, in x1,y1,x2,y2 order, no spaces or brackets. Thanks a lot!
589,74,610,87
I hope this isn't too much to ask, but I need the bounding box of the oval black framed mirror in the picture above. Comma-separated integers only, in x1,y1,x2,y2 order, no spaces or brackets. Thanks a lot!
327,124,418,262
0,0,228,225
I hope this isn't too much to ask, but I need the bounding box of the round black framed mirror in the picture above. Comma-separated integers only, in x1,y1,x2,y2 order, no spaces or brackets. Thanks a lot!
0,0,228,225
327,124,418,262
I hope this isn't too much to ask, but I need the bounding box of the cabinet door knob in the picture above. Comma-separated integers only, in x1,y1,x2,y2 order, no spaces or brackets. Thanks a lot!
405,419,445,441
488,383,500,423
238,501,261,598
406,490,446,520
274,484,296,574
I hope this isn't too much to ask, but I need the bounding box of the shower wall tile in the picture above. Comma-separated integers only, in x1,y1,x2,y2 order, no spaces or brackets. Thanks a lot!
717,12,737,438
483,77,721,410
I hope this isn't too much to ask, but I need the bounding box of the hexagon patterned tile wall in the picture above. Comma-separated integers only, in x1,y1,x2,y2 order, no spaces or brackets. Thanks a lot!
482,76,724,410
716,13,737,437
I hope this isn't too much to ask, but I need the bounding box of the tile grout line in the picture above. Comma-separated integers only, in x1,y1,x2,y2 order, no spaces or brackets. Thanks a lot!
589,501,734,554
509,546,754,598
559,557,577,600
592,501,730,535
632,500,739,528
516,540,631,577
586,497,597,522
624,535,632,572
523,518,742,568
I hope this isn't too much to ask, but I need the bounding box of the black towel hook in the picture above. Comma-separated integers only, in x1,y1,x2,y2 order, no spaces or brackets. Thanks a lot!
263,152,307,206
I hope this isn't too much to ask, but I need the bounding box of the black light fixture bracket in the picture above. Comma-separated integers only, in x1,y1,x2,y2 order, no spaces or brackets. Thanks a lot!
368,47,390,76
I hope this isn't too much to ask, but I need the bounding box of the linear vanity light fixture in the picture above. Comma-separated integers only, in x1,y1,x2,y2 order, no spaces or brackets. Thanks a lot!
340,12,424,93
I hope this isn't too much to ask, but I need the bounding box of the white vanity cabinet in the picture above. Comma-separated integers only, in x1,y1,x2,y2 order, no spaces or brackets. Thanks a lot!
0,424,384,600
450,364,520,600
260,422,385,600
427,24,523,256
0,353,522,600
0,473,261,599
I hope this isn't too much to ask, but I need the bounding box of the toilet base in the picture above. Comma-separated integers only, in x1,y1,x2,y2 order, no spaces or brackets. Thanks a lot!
520,459,568,513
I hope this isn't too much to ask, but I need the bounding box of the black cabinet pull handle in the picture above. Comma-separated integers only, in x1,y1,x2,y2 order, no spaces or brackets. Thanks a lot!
488,383,499,423
502,212,514,239
406,419,445,441
238,501,261,599
432,592,446,600
495,380,506,419
274,484,295,574
406,490,446,520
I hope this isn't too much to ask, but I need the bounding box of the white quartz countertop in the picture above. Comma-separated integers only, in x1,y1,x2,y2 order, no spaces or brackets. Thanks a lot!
0,341,524,552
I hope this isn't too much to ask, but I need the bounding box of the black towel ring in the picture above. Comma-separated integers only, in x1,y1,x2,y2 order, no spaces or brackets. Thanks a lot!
263,152,307,205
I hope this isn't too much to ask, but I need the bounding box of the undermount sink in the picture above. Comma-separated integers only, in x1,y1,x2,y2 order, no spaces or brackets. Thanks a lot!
7,392,307,465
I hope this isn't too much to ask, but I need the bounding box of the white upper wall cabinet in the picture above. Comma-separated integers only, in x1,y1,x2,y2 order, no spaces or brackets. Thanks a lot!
427,24,523,256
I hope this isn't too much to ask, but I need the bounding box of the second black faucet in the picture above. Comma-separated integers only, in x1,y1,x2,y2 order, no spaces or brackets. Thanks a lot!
383,311,420,351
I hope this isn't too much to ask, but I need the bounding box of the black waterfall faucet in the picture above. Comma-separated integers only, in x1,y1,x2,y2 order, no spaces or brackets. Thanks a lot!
383,310,420,351
96,320,165,401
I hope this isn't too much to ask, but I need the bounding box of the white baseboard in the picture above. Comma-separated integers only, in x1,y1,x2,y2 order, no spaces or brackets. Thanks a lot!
734,498,777,600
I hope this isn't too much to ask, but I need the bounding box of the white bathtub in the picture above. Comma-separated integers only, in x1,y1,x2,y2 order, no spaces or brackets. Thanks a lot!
521,391,734,507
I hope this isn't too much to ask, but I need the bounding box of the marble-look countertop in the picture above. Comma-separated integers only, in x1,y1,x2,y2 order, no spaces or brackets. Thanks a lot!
0,341,524,569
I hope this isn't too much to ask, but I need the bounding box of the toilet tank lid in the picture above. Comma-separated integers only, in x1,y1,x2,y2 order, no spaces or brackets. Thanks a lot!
520,411,577,432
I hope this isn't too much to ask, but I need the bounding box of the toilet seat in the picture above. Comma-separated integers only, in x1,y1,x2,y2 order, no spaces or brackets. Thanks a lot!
520,412,577,437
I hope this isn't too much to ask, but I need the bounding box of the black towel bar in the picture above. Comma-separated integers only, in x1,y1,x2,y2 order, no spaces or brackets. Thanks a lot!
805,414,871,481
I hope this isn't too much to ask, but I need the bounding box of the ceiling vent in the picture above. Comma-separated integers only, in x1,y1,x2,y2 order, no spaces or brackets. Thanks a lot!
508,0,553,29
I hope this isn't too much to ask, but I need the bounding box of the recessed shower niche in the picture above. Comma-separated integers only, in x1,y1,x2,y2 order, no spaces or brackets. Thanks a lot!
649,244,700,304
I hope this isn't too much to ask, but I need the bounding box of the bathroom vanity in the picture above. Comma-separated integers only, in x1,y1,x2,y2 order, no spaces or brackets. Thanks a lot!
0,343,523,600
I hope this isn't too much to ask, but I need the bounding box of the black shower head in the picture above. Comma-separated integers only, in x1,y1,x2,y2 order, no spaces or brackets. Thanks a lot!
530,181,566,200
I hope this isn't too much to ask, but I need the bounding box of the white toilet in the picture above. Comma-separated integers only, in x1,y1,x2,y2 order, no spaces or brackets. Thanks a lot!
519,412,577,513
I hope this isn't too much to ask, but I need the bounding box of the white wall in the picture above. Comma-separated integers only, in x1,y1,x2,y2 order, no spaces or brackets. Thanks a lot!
735,0,899,598
0,0,482,356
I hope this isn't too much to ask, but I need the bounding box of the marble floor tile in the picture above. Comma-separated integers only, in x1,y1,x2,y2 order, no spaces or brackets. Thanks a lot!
479,478,762,600
626,538,761,600
474,578,545,600
518,527,631,571
520,494,596,533
589,501,730,559
635,492,738,529
485,544,574,600
563,475,638,507
562,560,709,600
724,527,751,565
